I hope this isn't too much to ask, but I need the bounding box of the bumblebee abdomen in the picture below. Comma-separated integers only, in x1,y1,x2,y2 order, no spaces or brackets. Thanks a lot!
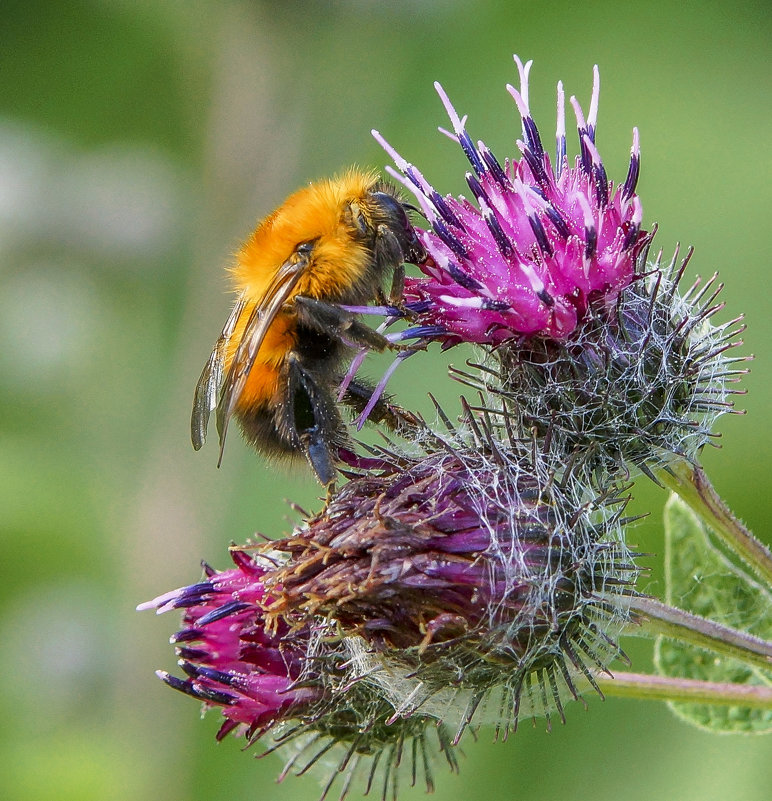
236,403,299,459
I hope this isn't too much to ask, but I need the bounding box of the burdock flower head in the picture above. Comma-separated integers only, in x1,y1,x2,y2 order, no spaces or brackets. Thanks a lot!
138,549,320,742
367,56,746,479
139,549,459,798
373,56,647,347
264,421,640,740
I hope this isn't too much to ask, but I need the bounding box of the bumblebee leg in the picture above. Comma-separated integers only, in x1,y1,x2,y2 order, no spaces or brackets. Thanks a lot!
293,296,393,352
388,263,405,306
341,378,422,435
373,223,405,272
284,354,344,486
303,429,337,489
375,262,406,307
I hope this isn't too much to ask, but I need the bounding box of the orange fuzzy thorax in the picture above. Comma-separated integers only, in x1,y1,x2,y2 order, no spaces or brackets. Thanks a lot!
231,169,379,303
224,169,381,410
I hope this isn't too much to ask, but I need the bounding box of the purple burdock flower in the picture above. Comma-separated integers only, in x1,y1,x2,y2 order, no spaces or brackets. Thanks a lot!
138,549,321,742
140,549,460,798
263,422,640,739
372,56,648,349
360,56,745,480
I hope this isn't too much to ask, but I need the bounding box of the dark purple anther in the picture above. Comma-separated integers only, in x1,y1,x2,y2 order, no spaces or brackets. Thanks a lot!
521,115,546,163
537,289,555,307
197,600,252,626
484,208,515,257
623,131,640,200
520,144,550,190
585,224,598,259
622,221,640,251
448,262,483,291
578,135,593,177
175,646,209,661
545,205,571,239
528,214,554,257
195,666,239,686
457,129,486,177
399,324,447,339
593,163,609,208
480,143,509,187
465,172,488,203
194,685,238,706
432,190,466,229
170,628,203,643
433,219,469,259
482,298,511,311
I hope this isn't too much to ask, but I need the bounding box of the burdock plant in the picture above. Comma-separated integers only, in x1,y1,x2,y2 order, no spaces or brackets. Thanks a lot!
140,56,772,800
367,54,771,728
371,58,767,587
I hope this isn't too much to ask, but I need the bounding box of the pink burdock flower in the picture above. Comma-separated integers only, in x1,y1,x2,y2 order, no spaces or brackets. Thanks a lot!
264,422,640,739
140,549,460,798
138,549,321,742
360,57,745,480
372,56,649,348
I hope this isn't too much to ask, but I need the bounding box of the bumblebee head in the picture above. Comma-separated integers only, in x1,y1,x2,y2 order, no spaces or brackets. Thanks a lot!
347,180,427,268
233,169,425,302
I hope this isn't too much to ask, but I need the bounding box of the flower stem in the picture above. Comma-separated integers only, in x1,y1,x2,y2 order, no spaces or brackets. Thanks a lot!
659,458,772,587
628,596,772,673
597,671,772,708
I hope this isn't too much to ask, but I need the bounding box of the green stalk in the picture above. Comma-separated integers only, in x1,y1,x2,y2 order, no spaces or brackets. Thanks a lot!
629,596,772,674
597,671,772,708
659,458,772,587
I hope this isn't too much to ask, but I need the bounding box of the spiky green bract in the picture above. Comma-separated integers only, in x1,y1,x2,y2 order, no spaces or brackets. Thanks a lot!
265,682,459,800
454,246,748,481
264,419,640,740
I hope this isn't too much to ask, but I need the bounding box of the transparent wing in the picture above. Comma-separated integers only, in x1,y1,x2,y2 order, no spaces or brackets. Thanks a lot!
190,294,247,450
215,253,310,465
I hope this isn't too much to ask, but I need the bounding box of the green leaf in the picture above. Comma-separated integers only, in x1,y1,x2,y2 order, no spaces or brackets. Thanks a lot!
654,494,772,733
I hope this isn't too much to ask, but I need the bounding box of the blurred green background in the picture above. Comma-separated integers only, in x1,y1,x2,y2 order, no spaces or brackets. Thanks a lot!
1,1,770,800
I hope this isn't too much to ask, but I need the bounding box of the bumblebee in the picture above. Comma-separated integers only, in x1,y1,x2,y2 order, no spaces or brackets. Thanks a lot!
191,169,425,486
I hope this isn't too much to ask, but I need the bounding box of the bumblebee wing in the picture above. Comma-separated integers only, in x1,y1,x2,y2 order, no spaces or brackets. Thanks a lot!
191,294,248,450
215,252,310,465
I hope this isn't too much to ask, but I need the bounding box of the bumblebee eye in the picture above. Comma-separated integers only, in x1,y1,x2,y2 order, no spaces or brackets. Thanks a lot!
297,241,315,256
371,191,412,231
